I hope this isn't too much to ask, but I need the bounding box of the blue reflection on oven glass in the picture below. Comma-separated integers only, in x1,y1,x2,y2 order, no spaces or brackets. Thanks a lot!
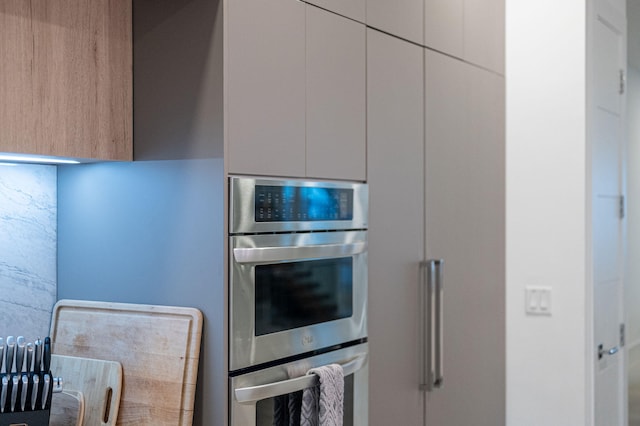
303,187,331,220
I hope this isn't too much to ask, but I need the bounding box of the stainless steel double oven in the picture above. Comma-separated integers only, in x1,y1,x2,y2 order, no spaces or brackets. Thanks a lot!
228,177,369,426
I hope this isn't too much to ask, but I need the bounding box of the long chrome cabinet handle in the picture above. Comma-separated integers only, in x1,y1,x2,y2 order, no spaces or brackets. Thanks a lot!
419,261,430,391
433,259,444,389
234,353,368,404
420,259,444,391
233,242,367,264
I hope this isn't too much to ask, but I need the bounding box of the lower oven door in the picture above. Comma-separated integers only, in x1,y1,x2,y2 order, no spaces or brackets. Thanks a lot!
230,343,368,426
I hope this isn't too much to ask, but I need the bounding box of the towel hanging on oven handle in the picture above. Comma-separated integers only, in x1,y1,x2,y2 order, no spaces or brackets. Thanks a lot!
234,353,368,404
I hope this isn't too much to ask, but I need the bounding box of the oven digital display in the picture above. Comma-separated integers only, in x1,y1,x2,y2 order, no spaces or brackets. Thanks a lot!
254,257,353,336
254,185,354,222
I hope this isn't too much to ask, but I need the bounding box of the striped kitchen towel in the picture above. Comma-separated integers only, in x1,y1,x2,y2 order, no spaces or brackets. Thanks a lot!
273,391,303,426
300,364,344,426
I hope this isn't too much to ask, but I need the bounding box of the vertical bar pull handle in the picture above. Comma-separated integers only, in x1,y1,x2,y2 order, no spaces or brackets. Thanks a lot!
420,259,444,392
419,261,430,390
433,259,444,389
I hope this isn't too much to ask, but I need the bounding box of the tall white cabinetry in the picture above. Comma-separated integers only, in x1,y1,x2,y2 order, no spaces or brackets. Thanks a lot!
226,0,366,181
366,0,423,44
366,0,504,74
367,28,505,426
226,0,306,178
367,30,425,425
304,0,364,22
423,48,505,426
306,7,366,181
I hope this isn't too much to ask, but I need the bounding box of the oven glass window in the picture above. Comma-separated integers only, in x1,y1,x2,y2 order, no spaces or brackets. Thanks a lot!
255,257,353,336
254,374,354,425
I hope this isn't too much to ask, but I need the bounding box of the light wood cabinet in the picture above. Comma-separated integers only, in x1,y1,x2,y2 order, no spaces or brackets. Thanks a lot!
0,0,132,161
306,7,366,181
226,0,306,177
367,29,505,426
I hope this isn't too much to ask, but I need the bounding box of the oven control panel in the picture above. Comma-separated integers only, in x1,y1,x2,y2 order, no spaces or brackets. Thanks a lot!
255,185,353,222
230,177,368,234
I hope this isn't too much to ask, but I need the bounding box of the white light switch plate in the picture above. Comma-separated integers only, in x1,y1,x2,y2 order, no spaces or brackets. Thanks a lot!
525,286,552,315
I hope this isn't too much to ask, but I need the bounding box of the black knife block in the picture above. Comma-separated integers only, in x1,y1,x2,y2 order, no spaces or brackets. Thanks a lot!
0,371,52,426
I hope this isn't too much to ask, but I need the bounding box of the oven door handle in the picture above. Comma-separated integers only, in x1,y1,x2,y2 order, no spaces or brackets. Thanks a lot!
234,353,368,404
233,241,367,264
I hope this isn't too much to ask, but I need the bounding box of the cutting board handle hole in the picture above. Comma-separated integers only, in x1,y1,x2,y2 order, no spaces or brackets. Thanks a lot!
103,387,113,422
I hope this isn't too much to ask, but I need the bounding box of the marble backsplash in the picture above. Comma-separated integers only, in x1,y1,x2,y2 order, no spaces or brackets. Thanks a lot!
0,164,56,341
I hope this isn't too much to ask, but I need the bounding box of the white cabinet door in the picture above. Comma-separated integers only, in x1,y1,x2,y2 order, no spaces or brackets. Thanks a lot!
424,49,505,426
306,6,366,181
367,0,423,45
305,0,365,23
367,28,425,426
424,0,505,74
424,0,464,58
464,0,505,73
227,0,306,177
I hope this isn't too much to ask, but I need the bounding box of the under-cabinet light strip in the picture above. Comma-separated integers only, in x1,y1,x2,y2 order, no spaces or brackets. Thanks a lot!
0,154,80,165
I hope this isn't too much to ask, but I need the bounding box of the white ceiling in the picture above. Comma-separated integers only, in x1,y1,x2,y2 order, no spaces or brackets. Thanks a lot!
629,0,640,70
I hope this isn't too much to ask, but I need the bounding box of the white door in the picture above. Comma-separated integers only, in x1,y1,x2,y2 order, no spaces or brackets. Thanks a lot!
591,2,626,425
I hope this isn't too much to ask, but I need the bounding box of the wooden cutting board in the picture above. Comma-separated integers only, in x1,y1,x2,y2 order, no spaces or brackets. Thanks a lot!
50,355,122,426
51,389,85,426
50,300,203,426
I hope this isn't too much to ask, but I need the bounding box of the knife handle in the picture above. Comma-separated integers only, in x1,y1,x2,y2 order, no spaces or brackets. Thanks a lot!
20,374,27,412
0,375,7,413
8,351,14,374
5,337,15,374
43,337,51,373
15,337,25,374
25,343,33,374
11,375,18,412
33,339,42,373
31,374,39,411
0,339,4,374
41,373,50,410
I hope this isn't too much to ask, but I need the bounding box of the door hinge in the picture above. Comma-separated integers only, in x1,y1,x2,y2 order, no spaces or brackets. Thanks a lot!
621,323,626,348
620,195,625,219
620,69,626,95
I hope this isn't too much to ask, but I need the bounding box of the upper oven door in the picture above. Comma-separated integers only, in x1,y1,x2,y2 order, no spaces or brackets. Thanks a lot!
230,230,367,372
229,177,368,234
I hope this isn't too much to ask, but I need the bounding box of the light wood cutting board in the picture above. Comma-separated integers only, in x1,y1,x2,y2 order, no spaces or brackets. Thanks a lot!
50,300,203,426
50,355,122,426
51,389,85,426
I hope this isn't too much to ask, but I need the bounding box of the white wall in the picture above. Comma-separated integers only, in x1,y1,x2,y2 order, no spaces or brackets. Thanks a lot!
506,1,589,425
